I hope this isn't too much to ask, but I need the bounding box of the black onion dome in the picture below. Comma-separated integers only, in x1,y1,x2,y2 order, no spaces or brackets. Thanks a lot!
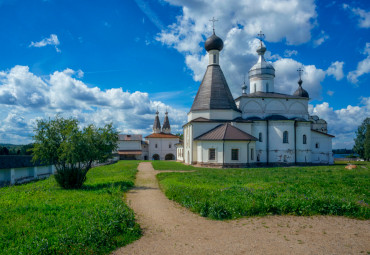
293,79,309,98
205,32,224,52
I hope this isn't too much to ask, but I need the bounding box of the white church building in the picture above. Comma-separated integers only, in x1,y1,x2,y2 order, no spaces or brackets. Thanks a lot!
177,30,334,167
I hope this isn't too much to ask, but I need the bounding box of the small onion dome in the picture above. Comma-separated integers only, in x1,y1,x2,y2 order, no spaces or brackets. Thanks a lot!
249,44,275,78
293,79,309,98
205,32,224,52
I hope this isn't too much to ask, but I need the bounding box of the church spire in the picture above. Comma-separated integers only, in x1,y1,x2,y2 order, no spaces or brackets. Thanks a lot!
162,110,171,134
293,67,309,98
153,108,161,133
248,31,275,93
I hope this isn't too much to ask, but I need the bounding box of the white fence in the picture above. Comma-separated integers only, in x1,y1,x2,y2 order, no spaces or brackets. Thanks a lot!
0,165,55,186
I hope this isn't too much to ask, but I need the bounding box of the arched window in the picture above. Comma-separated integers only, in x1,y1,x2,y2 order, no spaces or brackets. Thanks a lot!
315,143,319,148
303,135,307,144
155,144,158,148
213,54,216,63
283,131,288,143
258,132,263,142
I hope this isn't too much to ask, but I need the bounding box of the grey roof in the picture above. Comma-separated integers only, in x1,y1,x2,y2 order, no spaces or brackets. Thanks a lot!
293,79,309,98
153,112,161,131
195,123,258,141
190,64,239,112
162,112,170,130
0,155,46,169
265,115,289,120
205,32,224,52
236,91,307,100
118,134,142,141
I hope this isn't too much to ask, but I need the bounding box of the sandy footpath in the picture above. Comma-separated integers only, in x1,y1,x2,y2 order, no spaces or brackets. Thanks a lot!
112,162,370,255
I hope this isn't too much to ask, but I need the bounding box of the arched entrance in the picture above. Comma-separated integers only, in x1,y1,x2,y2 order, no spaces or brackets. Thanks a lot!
165,153,175,160
152,154,160,160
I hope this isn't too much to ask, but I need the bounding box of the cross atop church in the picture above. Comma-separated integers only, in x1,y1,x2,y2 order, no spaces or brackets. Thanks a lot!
209,17,218,33
297,67,304,79
257,30,265,46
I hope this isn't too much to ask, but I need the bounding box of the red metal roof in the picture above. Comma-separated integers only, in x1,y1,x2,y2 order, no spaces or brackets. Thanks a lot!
118,150,142,155
145,133,179,138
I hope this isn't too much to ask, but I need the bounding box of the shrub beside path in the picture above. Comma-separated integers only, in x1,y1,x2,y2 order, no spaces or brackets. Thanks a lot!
112,162,370,255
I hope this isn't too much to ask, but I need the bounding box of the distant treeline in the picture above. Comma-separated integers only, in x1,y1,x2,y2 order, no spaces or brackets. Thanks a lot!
332,149,355,154
0,144,33,155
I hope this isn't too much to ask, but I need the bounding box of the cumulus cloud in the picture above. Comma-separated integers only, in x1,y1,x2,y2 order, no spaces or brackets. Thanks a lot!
29,34,61,52
343,4,370,28
155,0,335,99
0,66,187,144
313,30,329,47
326,61,344,80
347,43,370,84
310,97,370,148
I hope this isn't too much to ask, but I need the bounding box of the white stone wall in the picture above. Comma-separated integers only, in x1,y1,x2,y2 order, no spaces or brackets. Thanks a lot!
176,145,184,162
251,121,267,162
188,109,241,122
237,97,309,120
147,137,179,160
249,75,274,93
268,120,295,163
311,131,333,164
296,122,312,163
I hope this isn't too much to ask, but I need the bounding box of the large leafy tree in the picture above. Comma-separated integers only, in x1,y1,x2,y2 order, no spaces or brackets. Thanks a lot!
364,124,370,161
353,117,370,160
32,116,118,189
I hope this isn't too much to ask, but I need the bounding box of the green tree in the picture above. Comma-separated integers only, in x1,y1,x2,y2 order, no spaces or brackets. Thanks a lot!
364,124,370,161
32,116,118,189
353,117,370,160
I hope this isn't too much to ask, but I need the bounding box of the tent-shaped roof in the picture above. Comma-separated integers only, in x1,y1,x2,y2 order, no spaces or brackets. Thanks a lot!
190,65,239,112
194,123,257,141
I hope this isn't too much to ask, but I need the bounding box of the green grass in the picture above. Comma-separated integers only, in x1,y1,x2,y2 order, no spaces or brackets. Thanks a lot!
157,162,370,220
0,160,141,255
151,161,208,171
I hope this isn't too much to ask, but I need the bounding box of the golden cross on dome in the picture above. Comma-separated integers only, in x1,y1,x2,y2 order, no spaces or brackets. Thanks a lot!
209,17,218,32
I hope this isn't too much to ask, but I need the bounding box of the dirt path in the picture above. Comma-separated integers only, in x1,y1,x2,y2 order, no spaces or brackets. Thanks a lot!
112,162,370,255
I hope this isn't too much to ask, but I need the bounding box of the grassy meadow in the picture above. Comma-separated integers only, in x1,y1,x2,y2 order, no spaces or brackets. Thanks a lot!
156,162,370,220
0,161,141,255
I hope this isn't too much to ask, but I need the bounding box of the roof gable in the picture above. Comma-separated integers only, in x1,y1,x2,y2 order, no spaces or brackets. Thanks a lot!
195,123,257,141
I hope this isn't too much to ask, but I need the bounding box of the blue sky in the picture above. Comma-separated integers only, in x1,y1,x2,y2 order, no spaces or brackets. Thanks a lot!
0,0,369,148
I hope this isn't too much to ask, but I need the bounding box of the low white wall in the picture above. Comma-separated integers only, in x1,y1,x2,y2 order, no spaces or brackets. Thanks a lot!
0,165,55,186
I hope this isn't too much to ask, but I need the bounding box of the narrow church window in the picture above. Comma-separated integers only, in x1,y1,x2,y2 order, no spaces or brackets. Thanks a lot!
169,143,171,148
213,54,216,63
315,143,319,148
254,83,256,93
257,154,260,162
303,135,307,144
231,149,238,160
259,132,262,142
155,144,158,148
283,131,288,143
266,82,269,92
209,148,216,160
251,148,254,160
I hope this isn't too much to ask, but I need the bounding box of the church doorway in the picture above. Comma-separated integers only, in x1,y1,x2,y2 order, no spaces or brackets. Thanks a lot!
152,154,160,160
165,153,175,160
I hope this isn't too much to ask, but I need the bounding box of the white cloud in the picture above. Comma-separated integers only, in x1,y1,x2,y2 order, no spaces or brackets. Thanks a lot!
155,0,331,99
343,4,370,28
347,43,370,84
29,34,61,52
326,61,344,80
310,97,370,149
283,49,298,57
0,65,187,144
313,30,329,47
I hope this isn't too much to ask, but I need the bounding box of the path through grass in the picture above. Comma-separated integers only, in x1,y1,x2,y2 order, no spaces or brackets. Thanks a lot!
157,162,370,220
0,161,141,255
